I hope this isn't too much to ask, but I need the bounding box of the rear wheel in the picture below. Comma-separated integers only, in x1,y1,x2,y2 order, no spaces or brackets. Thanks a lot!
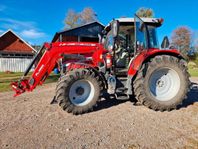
55,68,102,115
133,55,190,111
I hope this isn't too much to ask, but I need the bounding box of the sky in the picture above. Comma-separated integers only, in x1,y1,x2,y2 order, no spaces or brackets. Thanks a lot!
0,0,198,45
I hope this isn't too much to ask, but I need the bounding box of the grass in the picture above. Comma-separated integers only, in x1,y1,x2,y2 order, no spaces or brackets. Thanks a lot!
188,68,198,77
0,72,59,93
0,66,197,93
0,82,11,92
0,71,23,76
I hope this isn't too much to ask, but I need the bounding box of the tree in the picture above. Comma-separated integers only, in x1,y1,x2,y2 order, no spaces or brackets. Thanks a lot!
64,7,97,29
32,45,41,52
64,9,80,29
80,7,97,24
171,26,192,56
136,7,154,18
193,31,198,53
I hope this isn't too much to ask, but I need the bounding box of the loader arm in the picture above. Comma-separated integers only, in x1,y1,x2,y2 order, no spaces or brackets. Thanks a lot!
11,42,105,97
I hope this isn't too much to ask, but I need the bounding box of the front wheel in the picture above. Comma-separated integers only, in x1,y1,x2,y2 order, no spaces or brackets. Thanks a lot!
55,68,102,115
133,55,190,111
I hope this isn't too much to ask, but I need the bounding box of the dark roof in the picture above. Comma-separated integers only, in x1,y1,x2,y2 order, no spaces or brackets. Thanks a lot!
52,21,104,42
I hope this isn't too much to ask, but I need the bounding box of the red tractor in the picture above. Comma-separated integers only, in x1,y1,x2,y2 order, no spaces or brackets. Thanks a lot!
12,15,190,114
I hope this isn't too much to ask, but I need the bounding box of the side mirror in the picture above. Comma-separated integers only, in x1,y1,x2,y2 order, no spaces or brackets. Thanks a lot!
102,36,106,44
161,36,170,49
98,34,102,43
111,20,119,37
102,30,106,35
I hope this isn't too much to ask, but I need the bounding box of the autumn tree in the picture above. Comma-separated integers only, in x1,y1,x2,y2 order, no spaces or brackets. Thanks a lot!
64,7,97,29
193,32,198,52
64,9,80,29
171,26,192,55
80,7,97,24
136,7,154,18
195,43,198,53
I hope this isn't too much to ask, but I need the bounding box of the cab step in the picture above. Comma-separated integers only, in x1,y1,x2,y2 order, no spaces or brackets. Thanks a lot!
115,93,130,100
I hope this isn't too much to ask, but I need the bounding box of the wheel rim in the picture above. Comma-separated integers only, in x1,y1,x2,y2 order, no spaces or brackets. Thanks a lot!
148,67,181,101
69,80,95,106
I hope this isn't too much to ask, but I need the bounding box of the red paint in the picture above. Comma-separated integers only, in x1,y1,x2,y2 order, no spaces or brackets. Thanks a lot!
11,41,182,97
12,42,106,96
106,53,112,68
128,48,182,76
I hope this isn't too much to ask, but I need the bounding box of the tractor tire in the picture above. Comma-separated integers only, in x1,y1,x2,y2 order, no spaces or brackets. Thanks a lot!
55,68,102,115
133,55,190,111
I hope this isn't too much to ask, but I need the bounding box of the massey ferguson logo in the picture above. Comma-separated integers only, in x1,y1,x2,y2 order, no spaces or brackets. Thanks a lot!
35,64,44,76
59,43,96,46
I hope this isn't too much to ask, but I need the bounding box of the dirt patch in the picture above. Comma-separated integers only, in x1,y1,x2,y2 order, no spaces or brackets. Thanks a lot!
0,79,198,149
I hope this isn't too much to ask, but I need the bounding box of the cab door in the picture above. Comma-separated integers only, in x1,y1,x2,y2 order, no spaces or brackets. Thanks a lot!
134,15,149,54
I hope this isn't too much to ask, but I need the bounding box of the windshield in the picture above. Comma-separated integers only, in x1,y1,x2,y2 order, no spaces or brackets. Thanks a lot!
103,31,114,53
135,15,160,51
118,25,134,50
148,26,159,48
135,16,148,52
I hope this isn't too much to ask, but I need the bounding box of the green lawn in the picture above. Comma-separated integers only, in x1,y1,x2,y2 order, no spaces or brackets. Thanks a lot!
0,72,59,93
188,68,198,77
0,72,24,78
0,67,198,93
0,82,11,92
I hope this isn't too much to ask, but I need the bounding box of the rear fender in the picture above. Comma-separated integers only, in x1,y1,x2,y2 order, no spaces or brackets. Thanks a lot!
128,49,185,77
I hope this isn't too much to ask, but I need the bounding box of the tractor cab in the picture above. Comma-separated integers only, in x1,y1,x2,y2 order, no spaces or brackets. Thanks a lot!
103,15,163,76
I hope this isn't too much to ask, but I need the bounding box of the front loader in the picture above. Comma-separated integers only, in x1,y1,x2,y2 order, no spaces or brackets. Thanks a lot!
12,15,190,115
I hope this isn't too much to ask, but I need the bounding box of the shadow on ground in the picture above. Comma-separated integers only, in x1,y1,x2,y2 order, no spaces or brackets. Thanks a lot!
179,82,198,108
93,82,198,112
93,97,128,112
93,93,137,112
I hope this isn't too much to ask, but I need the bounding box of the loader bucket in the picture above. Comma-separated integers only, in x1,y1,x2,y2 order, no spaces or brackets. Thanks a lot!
11,79,30,97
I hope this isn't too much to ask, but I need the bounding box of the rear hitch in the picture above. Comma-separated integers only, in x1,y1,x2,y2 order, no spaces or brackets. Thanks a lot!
11,79,30,97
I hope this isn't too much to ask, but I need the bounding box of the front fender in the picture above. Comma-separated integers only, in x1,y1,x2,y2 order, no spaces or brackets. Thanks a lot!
66,62,108,90
128,49,184,77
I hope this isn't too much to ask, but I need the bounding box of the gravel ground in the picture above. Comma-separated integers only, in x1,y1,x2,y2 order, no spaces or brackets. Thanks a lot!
0,78,198,149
